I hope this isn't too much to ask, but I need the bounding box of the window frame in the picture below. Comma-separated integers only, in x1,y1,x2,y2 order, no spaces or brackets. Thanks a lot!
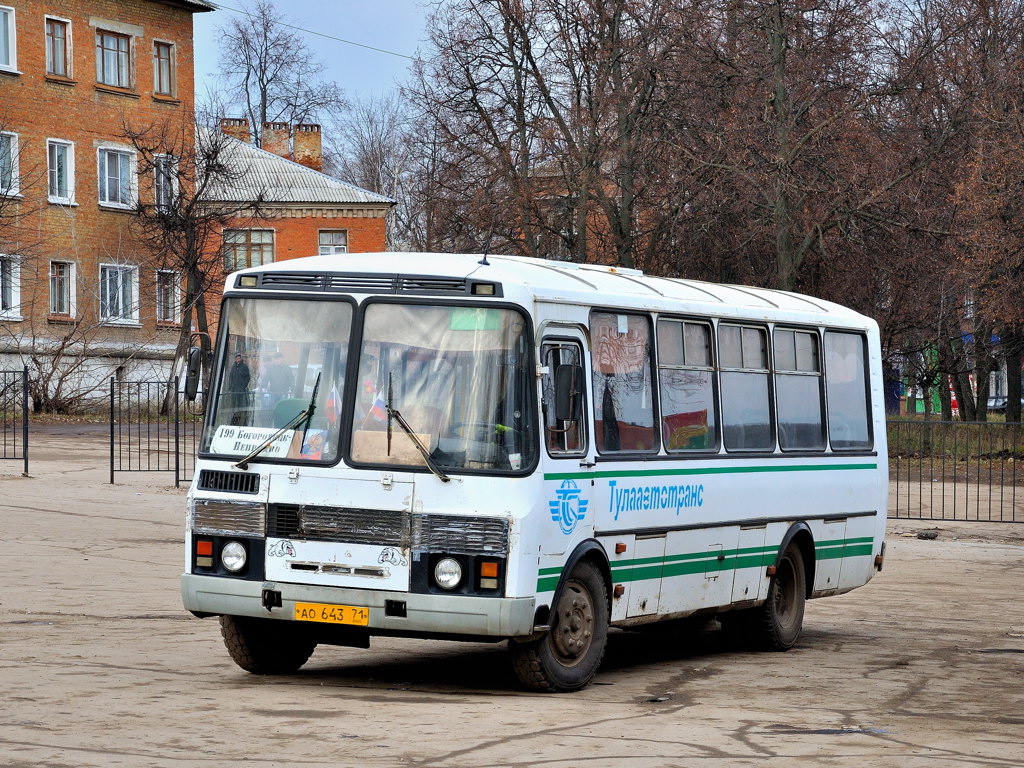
0,253,21,320
0,6,18,73
48,260,76,317
47,138,75,204
99,263,140,324
772,326,826,452
97,145,136,209
45,16,71,78
0,130,19,196
541,338,589,458
155,269,180,324
154,153,176,213
656,316,720,453
318,229,348,255
152,40,174,96
95,29,131,89
222,228,275,272
824,330,874,451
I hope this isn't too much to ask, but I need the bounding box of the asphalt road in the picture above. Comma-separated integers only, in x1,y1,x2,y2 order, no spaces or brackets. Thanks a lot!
1,430,1022,767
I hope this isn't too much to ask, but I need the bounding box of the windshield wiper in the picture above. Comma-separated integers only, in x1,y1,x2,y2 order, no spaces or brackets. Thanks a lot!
234,373,321,470
385,373,450,483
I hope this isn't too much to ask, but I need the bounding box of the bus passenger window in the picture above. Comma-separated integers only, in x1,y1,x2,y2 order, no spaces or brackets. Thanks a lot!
774,329,825,450
657,319,717,451
590,312,656,453
541,342,586,455
720,324,772,451
824,331,872,449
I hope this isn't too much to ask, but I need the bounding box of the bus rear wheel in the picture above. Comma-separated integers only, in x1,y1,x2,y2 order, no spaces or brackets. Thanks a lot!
755,543,806,650
220,615,317,674
509,560,609,692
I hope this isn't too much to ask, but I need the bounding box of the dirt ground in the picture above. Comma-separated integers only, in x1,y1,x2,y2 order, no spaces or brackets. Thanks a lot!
1,430,1022,768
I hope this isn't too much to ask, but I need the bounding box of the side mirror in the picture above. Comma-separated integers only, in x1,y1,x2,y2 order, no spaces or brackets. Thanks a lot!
184,347,202,401
554,364,584,422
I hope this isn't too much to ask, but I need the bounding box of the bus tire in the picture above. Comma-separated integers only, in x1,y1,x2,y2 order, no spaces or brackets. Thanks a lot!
755,543,806,650
509,560,608,692
219,615,317,674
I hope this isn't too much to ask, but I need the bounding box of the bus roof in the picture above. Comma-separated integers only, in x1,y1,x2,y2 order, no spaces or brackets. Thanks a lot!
230,252,872,327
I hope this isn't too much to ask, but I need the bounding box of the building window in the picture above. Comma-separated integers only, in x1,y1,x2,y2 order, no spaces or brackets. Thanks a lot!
0,254,20,319
47,139,74,203
318,230,348,255
99,264,138,323
153,41,174,95
49,261,75,316
0,131,18,195
95,30,130,88
45,17,70,77
98,147,134,207
223,229,274,271
154,154,176,213
0,6,17,72
156,270,180,323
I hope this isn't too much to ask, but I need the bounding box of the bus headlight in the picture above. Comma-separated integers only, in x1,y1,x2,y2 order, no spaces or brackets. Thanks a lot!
221,541,247,573
433,557,463,590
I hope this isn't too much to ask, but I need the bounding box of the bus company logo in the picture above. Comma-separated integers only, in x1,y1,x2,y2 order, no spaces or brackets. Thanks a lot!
268,540,295,557
549,479,589,535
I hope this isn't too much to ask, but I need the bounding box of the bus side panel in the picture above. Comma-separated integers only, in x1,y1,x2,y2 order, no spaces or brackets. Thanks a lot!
657,526,739,615
810,517,847,596
732,524,768,604
836,513,879,592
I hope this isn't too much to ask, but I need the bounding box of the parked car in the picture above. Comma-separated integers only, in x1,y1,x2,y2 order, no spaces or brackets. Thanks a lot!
986,396,1024,413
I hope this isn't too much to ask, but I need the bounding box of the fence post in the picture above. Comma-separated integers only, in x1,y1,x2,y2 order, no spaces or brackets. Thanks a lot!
21,365,28,476
109,377,115,485
174,376,181,488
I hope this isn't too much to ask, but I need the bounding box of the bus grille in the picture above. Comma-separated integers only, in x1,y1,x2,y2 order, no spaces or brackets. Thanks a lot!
264,506,509,554
268,504,407,546
411,514,509,554
192,500,266,536
197,469,260,495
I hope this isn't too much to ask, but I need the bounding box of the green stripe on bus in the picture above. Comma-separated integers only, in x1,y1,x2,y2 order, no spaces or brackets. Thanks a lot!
543,463,877,482
535,535,875,591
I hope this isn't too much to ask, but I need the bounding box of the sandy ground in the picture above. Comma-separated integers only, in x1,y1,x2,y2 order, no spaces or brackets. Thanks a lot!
1,431,1022,768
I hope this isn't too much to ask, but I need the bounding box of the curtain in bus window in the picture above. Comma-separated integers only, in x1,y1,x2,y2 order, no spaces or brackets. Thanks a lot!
720,324,772,451
824,331,872,449
774,329,825,450
657,319,717,451
591,312,655,453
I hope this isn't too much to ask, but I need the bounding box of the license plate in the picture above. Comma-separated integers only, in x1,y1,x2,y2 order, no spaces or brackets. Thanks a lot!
294,602,370,626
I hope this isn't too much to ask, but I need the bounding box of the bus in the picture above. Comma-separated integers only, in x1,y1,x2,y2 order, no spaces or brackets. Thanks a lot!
181,252,887,692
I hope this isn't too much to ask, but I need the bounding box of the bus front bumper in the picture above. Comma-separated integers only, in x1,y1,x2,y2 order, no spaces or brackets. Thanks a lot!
181,574,537,638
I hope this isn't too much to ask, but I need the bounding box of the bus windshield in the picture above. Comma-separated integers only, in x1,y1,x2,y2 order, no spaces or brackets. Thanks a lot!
350,303,536,473
201,297,352,463
201,298,536,474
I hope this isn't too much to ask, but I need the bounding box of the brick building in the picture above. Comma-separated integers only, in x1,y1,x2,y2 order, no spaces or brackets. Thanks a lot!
210,118,392,270
0,0,213,403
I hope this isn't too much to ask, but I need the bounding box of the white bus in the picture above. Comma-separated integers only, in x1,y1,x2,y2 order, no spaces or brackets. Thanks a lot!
182,252,887,692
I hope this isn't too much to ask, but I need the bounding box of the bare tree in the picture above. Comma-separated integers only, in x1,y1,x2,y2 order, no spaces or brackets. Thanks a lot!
216,0,346,145
122,111,267,405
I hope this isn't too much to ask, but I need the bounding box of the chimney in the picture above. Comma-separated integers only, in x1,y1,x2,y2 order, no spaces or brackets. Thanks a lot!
262,122,290,158
220,117,250,143
293,124,323,172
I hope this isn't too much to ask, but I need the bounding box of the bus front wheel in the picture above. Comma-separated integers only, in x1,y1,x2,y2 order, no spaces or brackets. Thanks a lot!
220,615,317,674
509,560,609,692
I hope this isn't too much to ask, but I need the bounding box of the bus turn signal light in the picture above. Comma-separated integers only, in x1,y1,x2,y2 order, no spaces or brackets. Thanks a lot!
196,540,213,556
480,561,499,578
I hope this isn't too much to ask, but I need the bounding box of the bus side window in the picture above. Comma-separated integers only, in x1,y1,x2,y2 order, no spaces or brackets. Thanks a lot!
774,328,825,451
720,323,773,451
824,331,872,449
590,312,657,453
656,319,718,451
542,342,587,455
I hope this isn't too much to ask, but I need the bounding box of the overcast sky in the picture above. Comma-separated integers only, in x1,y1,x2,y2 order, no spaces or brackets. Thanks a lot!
193,0,428,103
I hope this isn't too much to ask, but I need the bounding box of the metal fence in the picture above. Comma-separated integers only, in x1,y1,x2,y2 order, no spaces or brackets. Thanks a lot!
0,366,28,475
888,419,1023,522
109,377,202,486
